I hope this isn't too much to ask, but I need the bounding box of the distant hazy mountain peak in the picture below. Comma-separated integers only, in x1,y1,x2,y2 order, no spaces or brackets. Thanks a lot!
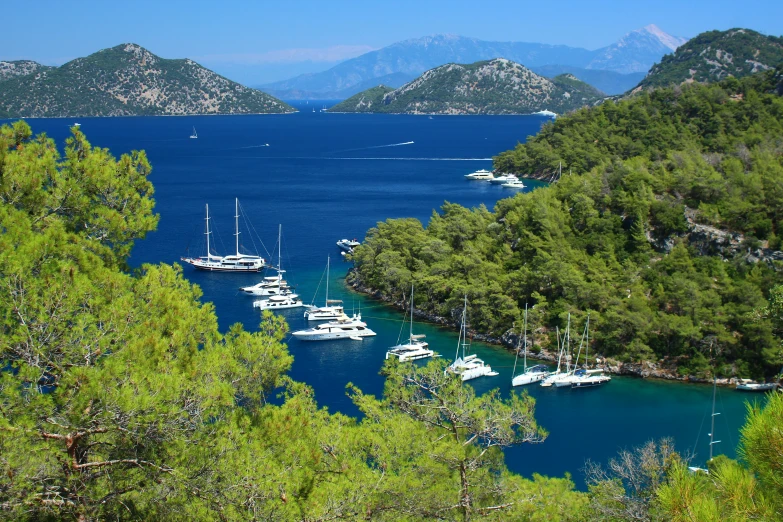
638,24,688,51
586,24,688,73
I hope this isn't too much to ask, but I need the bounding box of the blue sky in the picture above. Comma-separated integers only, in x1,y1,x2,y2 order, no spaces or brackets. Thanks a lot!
2,0,781,85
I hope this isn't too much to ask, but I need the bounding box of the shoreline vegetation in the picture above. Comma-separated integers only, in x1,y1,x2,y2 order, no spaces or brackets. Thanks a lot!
348,68,783,384
3,79,783,517
346,276,769,386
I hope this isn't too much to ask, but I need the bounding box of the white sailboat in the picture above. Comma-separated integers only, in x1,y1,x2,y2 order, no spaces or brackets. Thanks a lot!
445,296,498,381
180,199,266,272
386,285,437,362
541,317,574,387
570,316,611,388
511,304,549,386
190,126,198,139
240,225,293,296
303,256,344,320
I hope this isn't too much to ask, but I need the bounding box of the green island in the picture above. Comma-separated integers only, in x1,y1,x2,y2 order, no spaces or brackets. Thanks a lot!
639,28,783,90
0,44,294,117
350,68,783,381
329,58,603,115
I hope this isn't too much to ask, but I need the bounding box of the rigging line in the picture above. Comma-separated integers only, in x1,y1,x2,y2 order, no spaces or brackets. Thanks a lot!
309,263,328,307
716,389,736,450
691,398,710,462
210,214,229,255
238,200,271,259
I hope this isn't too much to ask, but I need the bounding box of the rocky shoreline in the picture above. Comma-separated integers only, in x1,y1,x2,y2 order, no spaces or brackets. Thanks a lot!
346,272,775,388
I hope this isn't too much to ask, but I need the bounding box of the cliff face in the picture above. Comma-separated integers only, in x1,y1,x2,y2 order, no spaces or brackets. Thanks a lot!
0,44,294,117
329,59,604,115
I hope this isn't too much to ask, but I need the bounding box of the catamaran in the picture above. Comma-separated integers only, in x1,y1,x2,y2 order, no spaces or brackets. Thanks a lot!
386,285,437,361
304,256,344,320
292,313,376,341
511,304,549,386
240,225,293,296
180,199,266,272
445,296,498,381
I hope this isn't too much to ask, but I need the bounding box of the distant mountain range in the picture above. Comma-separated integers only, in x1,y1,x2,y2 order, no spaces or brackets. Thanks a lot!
260,25,686,99
329,59,604,115
0,44,293,117
638,28,783,90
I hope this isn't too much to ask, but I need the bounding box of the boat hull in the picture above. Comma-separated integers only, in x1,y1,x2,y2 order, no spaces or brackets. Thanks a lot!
512,372,548,386
181,258,264,272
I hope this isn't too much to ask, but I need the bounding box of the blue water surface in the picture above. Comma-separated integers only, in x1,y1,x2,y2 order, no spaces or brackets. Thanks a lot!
11,104,759,488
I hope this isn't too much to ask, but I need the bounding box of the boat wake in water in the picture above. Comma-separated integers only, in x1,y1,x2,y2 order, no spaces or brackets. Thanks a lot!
331,141,414,153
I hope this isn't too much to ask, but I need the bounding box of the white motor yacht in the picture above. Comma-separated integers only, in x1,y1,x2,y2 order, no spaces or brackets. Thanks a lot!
501,179,526,189
240,276,292,296
464,169,494,180
386,285,437,361
490,173,519,184
292,314,376,341
445,296,498,381
336,239,361,252
253,293,304,310
304,256,345,320
181,199,266,272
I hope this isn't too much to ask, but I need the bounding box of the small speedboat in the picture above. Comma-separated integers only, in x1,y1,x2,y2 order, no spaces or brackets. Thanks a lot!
570,369,611,388
465,169,494,180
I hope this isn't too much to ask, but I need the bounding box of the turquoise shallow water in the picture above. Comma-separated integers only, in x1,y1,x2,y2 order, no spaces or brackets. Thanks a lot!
11,105,761,488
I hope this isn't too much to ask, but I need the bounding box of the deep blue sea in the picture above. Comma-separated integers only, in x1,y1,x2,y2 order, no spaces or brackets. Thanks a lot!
10,103,760,488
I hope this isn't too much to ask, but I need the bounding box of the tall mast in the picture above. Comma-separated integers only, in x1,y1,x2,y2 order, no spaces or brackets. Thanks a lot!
709,371,721,461
565,314,571,373
555,327,562,373
409,284,414,343
523,303,529,372
325,256,330,306
234,198,240,256
205,204,210,258
277,224,282,275
511,320,519,383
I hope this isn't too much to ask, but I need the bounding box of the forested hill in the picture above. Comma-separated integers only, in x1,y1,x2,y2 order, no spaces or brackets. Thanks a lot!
638,28,783,90
329,58,604,115
351,68,783,379
0,44,294,117
0,60,52,82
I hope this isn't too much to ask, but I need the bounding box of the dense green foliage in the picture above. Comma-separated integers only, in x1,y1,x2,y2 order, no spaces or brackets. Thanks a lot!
640,28,783,90
0,122,587,520
587,391,783,521
330,59,602,115
351,70,783,378
0,44,294,117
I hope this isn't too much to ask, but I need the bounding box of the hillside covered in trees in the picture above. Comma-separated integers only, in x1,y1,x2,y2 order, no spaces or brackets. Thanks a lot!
638,28,783,90
2,121,783,520
351,68,783,380
0,44,294,117
329,59,603,115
